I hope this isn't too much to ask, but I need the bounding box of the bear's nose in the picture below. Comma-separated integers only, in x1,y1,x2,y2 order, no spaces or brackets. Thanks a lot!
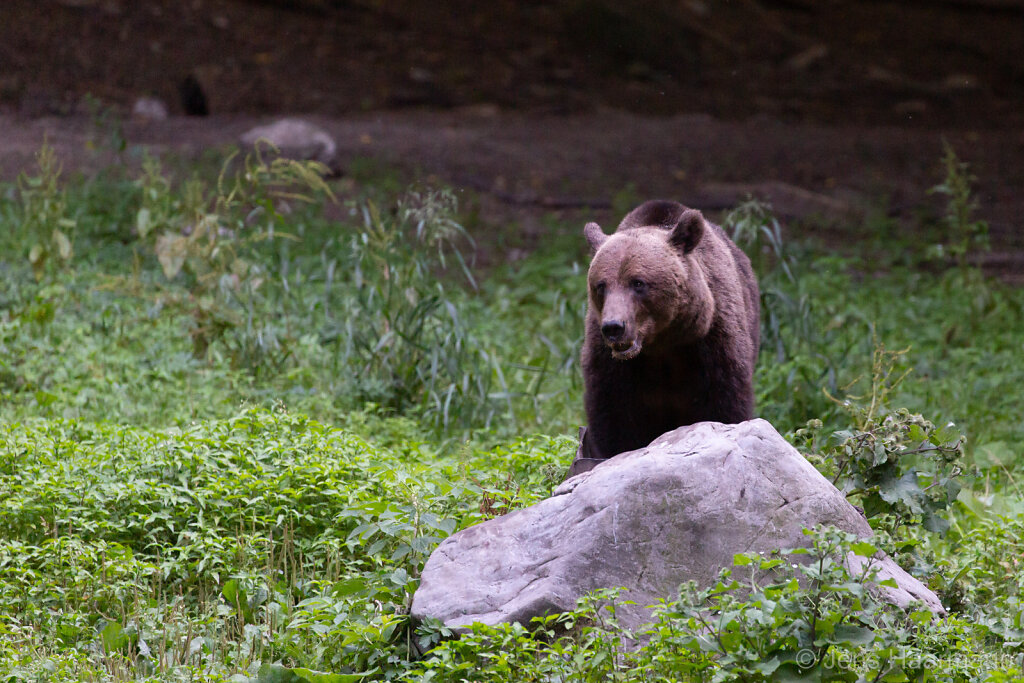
601,320,625,342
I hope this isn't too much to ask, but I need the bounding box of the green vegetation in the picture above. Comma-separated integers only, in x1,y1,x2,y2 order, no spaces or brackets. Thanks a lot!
0,143,1022,681
928,142,990,282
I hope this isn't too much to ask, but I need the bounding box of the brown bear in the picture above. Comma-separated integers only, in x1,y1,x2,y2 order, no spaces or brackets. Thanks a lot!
579,200,760,461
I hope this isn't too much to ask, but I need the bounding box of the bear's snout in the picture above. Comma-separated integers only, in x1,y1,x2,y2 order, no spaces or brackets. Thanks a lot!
601,320,626,343
600,318,642,360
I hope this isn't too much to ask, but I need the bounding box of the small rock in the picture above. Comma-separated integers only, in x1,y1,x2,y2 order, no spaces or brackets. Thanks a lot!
132,96,169,121
239,118,340,175
411,419,944,632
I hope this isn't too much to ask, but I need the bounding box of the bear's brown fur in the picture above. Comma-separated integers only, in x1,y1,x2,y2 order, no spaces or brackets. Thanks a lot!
580,200,760,460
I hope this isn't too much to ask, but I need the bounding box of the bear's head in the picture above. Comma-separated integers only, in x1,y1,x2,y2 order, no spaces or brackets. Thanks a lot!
584,208,714,360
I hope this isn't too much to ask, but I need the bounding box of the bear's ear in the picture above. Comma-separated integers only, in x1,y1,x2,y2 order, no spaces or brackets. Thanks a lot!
668,209,706,253
584,222,609,253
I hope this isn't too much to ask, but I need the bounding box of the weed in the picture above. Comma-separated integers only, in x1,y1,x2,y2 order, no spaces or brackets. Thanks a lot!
15,140,77,280
0,408,576,680
727,197,795,284
144,146,332,363
83,93,127,156
928,141,989,281
325,189,521,431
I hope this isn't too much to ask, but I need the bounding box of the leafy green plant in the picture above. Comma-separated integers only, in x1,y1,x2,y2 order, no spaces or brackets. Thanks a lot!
639,527,1009,682
15,140,77,280
928,141,989,281
146,146,332,363
412,528,1008,682
647,528,893,680
795,342,967,541
409,598,631,683
134,153,188,241
83,93,127,156
726,198,795,284
929,509,1024,621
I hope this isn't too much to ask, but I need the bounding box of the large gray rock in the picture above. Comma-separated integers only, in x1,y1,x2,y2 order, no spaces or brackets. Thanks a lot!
411,419,944,631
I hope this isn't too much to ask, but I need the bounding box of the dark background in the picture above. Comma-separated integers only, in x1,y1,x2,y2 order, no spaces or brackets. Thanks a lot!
5,0,1023,126
2,0,1022,276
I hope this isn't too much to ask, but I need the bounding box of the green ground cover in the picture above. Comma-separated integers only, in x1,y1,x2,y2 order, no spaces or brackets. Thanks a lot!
0,145,1022,681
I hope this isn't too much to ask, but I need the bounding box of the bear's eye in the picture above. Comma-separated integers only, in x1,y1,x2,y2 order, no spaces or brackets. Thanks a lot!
630,278,647,294
593,282,606,297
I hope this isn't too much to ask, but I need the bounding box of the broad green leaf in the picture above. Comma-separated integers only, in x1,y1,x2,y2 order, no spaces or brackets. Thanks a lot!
156,232,188,279
53,229,72,260
849,541,877,558
331,577,366,596
828,623,875,646
862,492,888,519
732,553,754,566
769,661,823,682
754,656,781,674
922,510,950,534
35,390,58,407
878,468,924,513
223,578,240,606
909,609,934,626
974,441,1013,470
872,441,888,466
100,622,126,654
136,207,152,237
